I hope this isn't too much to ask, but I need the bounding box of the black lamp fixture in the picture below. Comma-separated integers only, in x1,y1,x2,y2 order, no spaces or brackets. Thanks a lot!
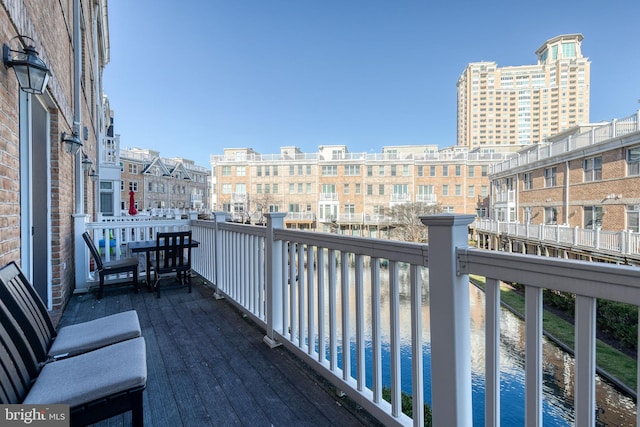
61,131,82,155
3,36,50,95
89,169,99,182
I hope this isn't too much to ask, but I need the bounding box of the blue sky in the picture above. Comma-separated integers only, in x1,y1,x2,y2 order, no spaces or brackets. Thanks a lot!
104,1,640,167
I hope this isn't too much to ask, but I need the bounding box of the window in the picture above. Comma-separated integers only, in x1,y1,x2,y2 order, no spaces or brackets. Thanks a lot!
584,206,603,229
442,165,449,177
343,183,349,194
265,184,270,194
256,166,262,176
236,166,246,177
289,165,295,175
306,183,312,193
367,184,373,196
355,183,361,194
628,147,640,176
289,204,300,212
265,166,270,176
544,167,557,187
583,157,602,182
298,183,303,193
298,165,303,175
129,181,138,192
455,184,461,196
289,183,295,194
344,204,355,215
390,165,397,176
455,165,461,176
545,207,557,224
430,166,436,177
393,184,408,195
467,185,475,197
273,184,278,194
379,184,385,195
417,166,423,177
468,166,475,177
321,165,338,176
128,164,138,174
306,165,312,175
222,183,232,194
481,185,488,197
344,165,360,176
442,184,449,196
148,182,153,192
379,165,384,176
523,172,533,190
367,165,373,176
222,166,232,176
627,205,640,232
257,184,262,194
403,165,409,176
481,165,488,177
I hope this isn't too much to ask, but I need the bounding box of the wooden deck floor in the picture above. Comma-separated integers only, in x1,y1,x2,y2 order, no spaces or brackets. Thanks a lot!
59,277,381,426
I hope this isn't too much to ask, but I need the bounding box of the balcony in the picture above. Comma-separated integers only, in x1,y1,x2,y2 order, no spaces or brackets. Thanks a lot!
73,214,640,426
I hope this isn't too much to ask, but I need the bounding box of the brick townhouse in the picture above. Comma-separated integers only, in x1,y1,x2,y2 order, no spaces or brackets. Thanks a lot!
489,111,640,232
0,0,109,319
210,144,515,235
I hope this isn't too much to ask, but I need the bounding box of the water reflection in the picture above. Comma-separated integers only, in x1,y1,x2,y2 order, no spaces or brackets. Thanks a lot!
309,262,636,426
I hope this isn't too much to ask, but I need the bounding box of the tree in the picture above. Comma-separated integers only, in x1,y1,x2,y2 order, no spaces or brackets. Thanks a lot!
387,202,442,243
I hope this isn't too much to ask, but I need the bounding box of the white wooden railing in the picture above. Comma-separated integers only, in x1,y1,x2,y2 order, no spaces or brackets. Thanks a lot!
490,110,640,174
75,216,193,290
475,219,640,257
186,213,640,426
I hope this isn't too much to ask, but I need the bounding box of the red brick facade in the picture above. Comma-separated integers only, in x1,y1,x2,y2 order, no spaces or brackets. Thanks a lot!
0,0,108,320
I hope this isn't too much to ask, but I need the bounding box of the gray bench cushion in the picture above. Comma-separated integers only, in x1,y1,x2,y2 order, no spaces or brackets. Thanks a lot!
24,337,147,407
47,310,141,358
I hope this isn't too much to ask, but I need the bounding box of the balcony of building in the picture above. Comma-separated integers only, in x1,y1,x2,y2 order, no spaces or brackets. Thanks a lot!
70,213,640,426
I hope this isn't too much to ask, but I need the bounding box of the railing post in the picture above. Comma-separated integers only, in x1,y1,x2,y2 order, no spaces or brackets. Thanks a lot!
421,214,475,427
264,213,286,348
212,212,226,298
73,214,90,293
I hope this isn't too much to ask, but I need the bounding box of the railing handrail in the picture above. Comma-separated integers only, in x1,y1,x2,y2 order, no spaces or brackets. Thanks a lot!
474,219,640,257
185,214,640,426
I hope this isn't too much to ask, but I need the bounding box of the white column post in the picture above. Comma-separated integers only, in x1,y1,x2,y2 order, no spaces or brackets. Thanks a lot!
264,212,286,348
212,212,226,298
73,214,90,292
421,214,475,427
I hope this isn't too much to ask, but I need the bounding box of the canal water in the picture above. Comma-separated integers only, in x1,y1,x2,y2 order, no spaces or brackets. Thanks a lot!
320,265,636,426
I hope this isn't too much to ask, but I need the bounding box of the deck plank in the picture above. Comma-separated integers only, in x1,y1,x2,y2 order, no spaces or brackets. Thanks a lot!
58,278,378,426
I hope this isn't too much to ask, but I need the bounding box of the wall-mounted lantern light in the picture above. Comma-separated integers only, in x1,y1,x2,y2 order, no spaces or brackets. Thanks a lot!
89,169,99,183
3,36,50,95
61,131,82,155
81,153,93,172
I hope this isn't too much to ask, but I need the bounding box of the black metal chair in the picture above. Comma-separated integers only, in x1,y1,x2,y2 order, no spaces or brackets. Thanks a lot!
154,231,192,297
82,232,139,299
0,261,141,360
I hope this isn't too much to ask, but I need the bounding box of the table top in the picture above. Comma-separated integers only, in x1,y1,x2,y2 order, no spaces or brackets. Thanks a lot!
128,239,200,252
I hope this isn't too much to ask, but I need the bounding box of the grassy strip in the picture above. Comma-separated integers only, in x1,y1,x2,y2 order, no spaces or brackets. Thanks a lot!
469,275,637,391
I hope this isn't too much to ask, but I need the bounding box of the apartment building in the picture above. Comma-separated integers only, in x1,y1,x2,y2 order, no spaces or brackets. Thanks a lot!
457,34,590,148
210,145,513,234
119,148,210,214
489,110,640,232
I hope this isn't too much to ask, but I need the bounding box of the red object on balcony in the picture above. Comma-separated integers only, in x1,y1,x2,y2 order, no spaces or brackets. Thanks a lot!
128,190,137,215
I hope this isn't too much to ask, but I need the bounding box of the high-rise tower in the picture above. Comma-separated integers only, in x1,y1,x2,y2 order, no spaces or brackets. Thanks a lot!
456,34,590,148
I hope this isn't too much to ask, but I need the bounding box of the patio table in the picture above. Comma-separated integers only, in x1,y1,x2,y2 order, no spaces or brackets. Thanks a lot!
127,238,199,286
